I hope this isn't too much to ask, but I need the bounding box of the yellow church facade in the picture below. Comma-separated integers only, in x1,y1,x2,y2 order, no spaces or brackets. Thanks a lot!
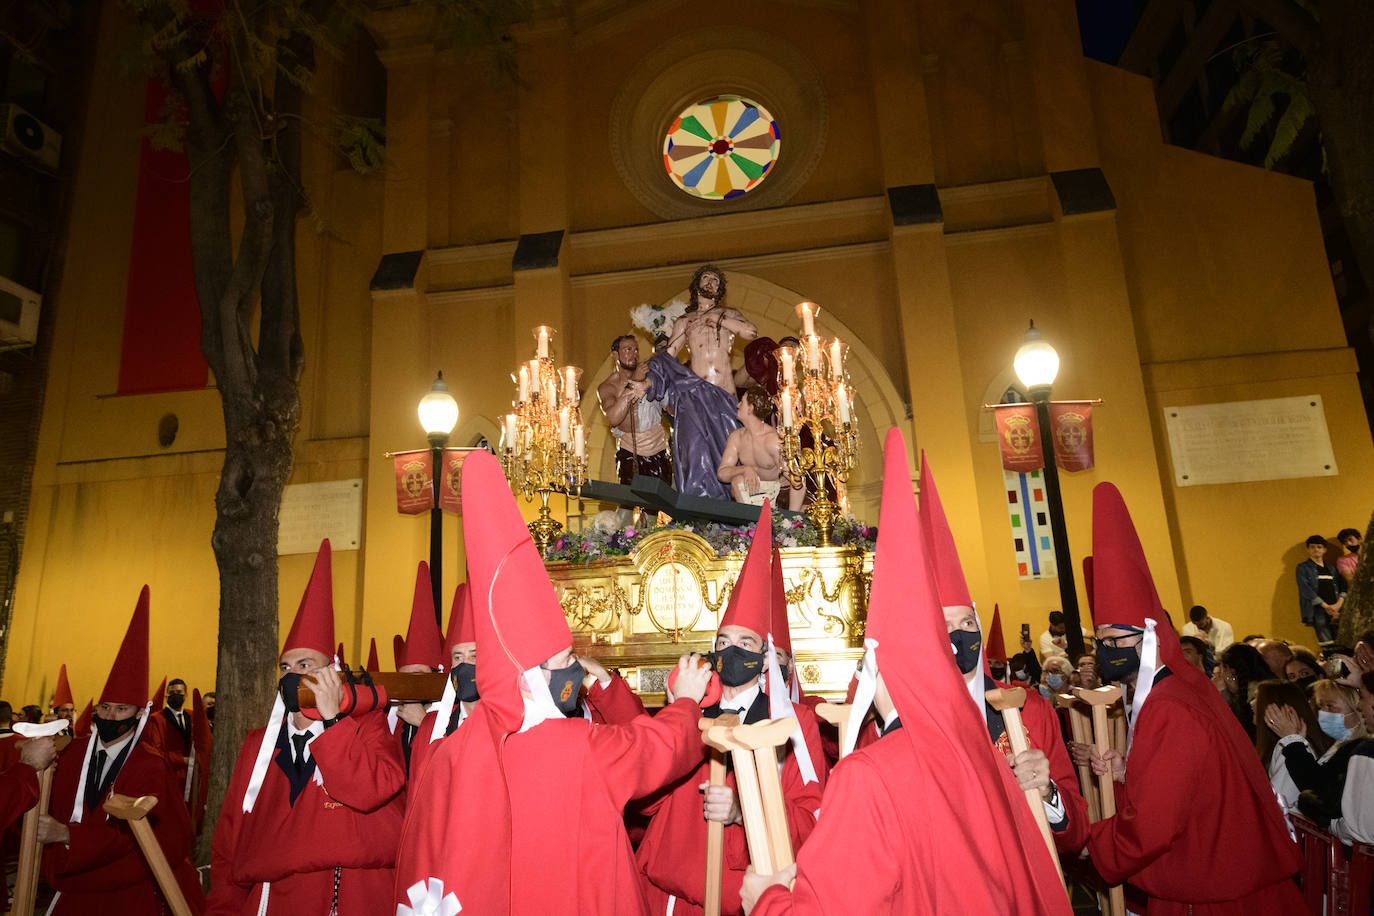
4,0,1370,703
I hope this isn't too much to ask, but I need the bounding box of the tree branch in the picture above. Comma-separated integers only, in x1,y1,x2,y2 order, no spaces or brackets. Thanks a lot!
1236,0,1321,57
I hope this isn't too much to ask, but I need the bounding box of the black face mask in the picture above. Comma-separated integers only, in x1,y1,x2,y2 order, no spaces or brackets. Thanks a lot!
205,706,215,721
1098,643,1141,682
547,661,585,715
1294,674,1319,692
949,629,982,675
713,645,765,688
989,663,1008,682
453,663,479,703
166,693,185,711
93,714,137,743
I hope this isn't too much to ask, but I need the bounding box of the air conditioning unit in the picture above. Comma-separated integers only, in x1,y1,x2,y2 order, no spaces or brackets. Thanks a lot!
0,275,40,351
0,104,61,174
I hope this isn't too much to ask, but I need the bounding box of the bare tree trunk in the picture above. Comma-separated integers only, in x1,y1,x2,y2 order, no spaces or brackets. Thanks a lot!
1337,510,1374,645
171,29,306,861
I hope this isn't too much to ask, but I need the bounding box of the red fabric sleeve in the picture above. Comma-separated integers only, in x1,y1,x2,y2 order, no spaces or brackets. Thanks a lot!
206,733,256,916
592,698,704,805
307,713,406,812
584,673,648,725
0,763,39,832
1087,704,1202,884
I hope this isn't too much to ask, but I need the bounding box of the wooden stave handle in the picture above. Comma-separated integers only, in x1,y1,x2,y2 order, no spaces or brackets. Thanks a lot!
10,764,54,916
995,704,1065,888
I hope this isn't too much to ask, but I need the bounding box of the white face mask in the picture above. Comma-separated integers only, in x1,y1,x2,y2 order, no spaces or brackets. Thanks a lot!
1318,709,1355,742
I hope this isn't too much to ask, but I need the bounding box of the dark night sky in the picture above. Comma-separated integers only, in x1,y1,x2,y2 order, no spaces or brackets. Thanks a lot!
1076,0,1146,64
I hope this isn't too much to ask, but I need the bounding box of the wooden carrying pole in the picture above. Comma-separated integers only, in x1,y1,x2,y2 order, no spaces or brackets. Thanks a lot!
700,714,739,916
103,794,194,916
814,703,851,759
985,688,1065,887
1054,692,1101,822
1075,686,1126,916
701,717,798,881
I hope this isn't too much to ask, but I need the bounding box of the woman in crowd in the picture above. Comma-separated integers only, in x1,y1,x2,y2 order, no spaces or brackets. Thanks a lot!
1039,655,1072,700
1255,679,1333,812
1285,648,1322,686
1218,642,1273,742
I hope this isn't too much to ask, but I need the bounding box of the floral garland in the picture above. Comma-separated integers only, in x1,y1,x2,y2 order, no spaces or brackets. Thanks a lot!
543,515,876,565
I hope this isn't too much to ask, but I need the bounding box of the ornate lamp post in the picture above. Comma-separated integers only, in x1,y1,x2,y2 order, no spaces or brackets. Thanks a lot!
776,301,859,547
1013,321,1085,659
500,326,590,555
418,371,458,626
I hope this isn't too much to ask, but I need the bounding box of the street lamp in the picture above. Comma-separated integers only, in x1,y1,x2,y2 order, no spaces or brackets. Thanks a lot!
418,371,458,626
1013,321,1085,659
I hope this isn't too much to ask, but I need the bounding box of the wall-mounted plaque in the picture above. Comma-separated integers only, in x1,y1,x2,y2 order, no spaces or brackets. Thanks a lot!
278,478,363,555
1164,396,1338,487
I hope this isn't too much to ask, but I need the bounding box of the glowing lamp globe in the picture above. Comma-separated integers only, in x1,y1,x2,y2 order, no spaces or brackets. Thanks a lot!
418,371,459,446
1013,321,1060,395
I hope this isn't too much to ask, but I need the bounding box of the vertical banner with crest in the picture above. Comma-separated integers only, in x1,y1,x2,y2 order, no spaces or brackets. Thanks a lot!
1049,402,1095,471
393,449,433,515
436,448,480,514
993,404,1044,472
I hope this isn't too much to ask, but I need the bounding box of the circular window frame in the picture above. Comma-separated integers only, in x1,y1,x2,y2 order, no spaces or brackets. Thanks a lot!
663,94,781,201
611,28,828,221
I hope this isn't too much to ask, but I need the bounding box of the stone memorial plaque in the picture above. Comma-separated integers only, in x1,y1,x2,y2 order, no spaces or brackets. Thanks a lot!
278,478,363,555
1164,396,1337,487
638,561,706,635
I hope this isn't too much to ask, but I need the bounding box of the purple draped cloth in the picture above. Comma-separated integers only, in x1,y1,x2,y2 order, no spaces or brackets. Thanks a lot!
647,352,740,500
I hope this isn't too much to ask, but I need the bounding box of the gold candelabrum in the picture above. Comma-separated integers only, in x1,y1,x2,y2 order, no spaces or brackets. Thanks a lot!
500,326,590,554
776,301,859,547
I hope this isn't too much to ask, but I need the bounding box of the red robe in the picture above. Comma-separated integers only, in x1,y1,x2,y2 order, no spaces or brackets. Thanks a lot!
1087,675,1303,914
636,698,828,916
208,711,406,915
394,698,708,915
583,673,648,724
754,728,1070,915
0,762,39,831
43,735,205,914
146,707,194,789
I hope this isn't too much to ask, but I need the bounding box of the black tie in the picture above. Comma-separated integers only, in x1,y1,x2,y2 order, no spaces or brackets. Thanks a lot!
291,734,310,770
93,749,108,788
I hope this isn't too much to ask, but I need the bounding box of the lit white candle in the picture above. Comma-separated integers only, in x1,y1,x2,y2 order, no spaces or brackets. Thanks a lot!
563,367,577,401
558,407,570,444
528,358,541,392
573,424,585,457
797,301,818,337
536,327,550,359
835,383,851,424
829,339,844,373
807,335,821,368
780,348,795,385
518,366,530,402
505,413,518,447
780,387,794,427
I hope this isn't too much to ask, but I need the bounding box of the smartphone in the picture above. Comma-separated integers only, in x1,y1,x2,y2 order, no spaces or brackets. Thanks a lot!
1020,623,1031,643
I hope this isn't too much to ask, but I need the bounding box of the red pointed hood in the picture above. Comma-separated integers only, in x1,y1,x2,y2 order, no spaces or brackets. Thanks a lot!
868,429,1071,912
445,581,476,652
100,587,151,706
52,664,73,708
718,499,773,640
769,545,791,656
282,540,335,658
917,451,973,610
462,450,572,735
986,604,1007,662
151,677,167,710
400,562,444,669
392,635,406,670
74,699,93,738
366,638,380,672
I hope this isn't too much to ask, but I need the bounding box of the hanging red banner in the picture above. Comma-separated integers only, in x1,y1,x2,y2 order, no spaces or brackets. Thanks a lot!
393,449,433,515
994,404,1044,472
436,448,480,514
1050,402,1095,472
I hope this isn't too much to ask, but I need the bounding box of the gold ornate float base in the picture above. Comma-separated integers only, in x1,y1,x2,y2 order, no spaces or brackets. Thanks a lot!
547,529,872,705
